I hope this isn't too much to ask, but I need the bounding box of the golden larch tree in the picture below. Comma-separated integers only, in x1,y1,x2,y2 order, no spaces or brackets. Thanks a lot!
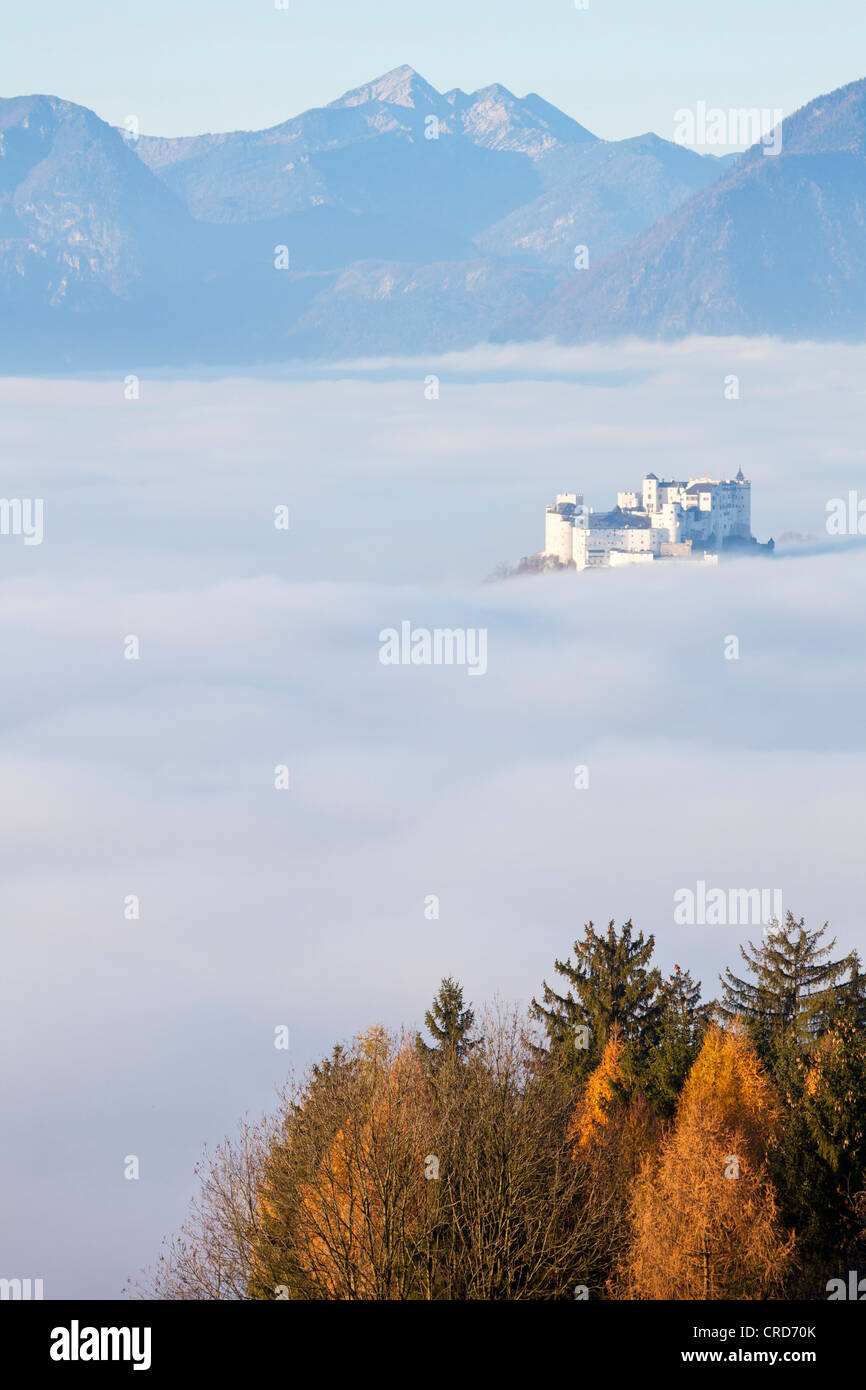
623,1024,794,1299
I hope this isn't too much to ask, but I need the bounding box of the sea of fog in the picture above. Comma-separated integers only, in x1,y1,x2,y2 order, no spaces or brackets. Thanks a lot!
1,337,864,1296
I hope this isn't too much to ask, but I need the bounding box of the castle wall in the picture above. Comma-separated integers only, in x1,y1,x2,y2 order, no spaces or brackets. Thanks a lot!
545,475,751,570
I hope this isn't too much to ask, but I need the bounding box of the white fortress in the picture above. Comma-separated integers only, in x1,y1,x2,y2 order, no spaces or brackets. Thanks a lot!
543,470,752,571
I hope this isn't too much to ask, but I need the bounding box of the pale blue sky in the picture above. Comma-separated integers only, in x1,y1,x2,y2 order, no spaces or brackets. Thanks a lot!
3,0,865,140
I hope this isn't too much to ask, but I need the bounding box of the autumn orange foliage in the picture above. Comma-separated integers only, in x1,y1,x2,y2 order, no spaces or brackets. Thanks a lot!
622,1024,794,1299
568,1028,626,1153
679,1021,779,1159
293,1035,430,1299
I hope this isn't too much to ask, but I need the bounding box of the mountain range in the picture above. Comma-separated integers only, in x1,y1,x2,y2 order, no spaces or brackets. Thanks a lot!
0,66,863,367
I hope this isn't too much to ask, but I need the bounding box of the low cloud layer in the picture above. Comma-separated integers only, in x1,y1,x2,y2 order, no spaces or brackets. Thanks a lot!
1,340,864,1294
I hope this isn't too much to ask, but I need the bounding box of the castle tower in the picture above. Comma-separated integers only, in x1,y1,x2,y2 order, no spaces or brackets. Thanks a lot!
642,473,660,513
544,493,584,562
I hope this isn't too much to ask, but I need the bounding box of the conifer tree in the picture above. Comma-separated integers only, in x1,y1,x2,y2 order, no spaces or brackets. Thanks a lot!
622,1025,794,1299
719,913,857,1048
824,948,866,1030
567,1027,662,1290
569,1027,628,1152
531,920,662,1077
769,1015,866,1287
645,965,708,1117
415,977,475,1067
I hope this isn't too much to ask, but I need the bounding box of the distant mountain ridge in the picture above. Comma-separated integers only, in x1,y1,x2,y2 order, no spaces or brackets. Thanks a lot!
508,77,866,343
0,68,863,366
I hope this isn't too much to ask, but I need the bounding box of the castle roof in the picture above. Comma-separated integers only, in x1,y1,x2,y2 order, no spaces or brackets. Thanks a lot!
589,507,650,529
